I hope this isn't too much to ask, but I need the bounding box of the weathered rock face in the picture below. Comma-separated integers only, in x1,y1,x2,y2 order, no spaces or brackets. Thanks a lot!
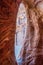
0,0,43,65
0,0,20,65
21,0,43,65
15,0,43,65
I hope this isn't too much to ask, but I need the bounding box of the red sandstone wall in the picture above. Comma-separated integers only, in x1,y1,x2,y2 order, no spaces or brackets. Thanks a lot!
0,0,21,65
0,0,43,65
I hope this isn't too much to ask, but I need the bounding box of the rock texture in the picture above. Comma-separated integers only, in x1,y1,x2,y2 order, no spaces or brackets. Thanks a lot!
21,0,43,65
0,0,43,65
0,0,20,65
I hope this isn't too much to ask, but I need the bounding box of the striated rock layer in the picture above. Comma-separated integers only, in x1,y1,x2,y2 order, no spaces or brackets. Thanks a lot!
0,0,43,65
0,0,20,65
